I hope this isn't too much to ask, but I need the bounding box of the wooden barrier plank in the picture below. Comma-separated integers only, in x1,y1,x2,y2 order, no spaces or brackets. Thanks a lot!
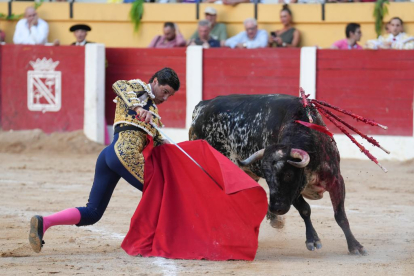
203,48,300,100
316,50,413,136
318,60,414,71
203,66,299,78
318,49,414,60
205,59,299,69
204,48,299,59
0,45,85,133
318,69,414,81
105,48,186,128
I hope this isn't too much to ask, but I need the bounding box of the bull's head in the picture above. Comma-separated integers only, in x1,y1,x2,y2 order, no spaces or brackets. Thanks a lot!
239,145,310,215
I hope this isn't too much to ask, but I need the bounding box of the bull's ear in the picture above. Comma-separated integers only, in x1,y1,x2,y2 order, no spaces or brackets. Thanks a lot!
238,149,265,166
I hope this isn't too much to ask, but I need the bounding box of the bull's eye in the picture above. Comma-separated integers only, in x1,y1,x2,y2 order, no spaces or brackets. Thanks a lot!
283,171,294,182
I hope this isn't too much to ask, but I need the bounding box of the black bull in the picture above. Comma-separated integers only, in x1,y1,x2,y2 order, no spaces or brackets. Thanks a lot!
189,94,366,255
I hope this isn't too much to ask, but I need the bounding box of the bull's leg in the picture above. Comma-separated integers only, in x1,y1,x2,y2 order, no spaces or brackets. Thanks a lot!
329,175,367,255
293,195,322,251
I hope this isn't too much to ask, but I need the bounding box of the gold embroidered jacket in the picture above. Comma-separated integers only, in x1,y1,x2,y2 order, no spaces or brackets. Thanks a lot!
112,79,163,142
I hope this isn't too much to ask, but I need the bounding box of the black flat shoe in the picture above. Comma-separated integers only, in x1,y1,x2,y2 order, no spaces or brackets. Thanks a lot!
29,215,44,253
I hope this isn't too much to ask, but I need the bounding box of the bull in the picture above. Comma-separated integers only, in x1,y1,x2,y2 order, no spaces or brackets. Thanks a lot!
189,94,366,255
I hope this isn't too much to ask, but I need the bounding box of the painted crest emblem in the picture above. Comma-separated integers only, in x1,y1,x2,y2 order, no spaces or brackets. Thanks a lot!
27,58,61,112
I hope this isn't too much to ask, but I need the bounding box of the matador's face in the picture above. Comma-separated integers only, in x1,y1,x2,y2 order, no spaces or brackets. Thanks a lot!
151,78,176,105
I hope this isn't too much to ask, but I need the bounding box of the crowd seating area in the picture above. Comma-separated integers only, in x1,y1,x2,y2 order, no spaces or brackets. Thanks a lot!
0,2,413,48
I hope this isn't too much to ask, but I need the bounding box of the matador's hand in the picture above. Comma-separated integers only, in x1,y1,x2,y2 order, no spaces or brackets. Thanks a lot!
134,107,153,124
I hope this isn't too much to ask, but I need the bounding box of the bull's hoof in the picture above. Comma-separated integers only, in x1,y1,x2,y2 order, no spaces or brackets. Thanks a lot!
267,212,285,229
349,246,367,256
306,240,322,251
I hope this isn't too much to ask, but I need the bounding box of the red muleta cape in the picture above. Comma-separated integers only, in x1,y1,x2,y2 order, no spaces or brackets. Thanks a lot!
121,138,268,261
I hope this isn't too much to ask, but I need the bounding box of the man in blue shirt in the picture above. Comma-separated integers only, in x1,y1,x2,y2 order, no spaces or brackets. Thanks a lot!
224,18,268,49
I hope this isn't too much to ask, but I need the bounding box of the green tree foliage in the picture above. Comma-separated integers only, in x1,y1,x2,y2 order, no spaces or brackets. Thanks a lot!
129,0,144,33
0,1,43,20
373,0,389,37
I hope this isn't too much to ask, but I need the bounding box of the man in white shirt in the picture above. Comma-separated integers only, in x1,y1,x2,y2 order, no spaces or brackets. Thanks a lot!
366,17,414,50
13,7,49,45
224,18,268,49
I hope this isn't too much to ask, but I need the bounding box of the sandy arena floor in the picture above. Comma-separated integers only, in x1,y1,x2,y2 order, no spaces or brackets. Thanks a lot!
0,130,413,275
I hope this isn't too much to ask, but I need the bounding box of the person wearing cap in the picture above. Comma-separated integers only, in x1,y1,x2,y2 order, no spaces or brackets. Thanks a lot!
70,24,92,46
190,7,227,42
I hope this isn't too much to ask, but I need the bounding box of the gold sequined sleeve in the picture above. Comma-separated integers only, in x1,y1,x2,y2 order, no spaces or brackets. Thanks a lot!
112,80,148,109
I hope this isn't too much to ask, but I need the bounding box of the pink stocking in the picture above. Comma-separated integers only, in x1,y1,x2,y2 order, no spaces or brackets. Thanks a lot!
43,208,81,235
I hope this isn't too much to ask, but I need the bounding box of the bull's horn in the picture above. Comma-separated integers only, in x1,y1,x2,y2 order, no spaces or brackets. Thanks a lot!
238,149,265,166
287,148,310,168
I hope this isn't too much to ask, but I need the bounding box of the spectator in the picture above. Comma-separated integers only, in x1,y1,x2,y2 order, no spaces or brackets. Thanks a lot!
222,0,252,4
70,24,92,46
331,23,362,50
13,7,49,45
190,7,227,42
188,20,220,48
268,4,300,48
203,0,251,4
148,22,186,48
297,0,324,3
224,18,268,49
366,17,414,50
0,29,5,43
385,21,391,34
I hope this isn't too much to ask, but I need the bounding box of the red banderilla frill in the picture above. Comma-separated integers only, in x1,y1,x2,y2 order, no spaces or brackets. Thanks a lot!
312,102,390,155
299,87,313,123
310,99,388,130
316,106,388,173
298,87,389,173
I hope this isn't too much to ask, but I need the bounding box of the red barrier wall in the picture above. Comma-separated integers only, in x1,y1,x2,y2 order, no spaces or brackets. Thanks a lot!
1,46,412,138
317,50,414,136
0,45,85,133
105,48,187,128
203,48,301,100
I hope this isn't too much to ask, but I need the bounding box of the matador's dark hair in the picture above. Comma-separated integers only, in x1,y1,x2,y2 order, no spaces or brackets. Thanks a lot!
149,67,180,91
